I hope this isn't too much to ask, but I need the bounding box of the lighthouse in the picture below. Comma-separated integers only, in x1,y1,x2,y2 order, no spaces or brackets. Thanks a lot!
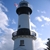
12,0,36,50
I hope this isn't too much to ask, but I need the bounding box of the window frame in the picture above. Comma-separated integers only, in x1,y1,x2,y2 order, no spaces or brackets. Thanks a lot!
20,40,25,46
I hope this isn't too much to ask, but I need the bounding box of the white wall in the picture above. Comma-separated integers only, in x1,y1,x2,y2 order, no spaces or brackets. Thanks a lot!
18,14,30,29
14,38,35,50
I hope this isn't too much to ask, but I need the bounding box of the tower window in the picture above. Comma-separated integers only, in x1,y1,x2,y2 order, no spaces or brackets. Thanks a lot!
18,25,21,28
20,40,25,46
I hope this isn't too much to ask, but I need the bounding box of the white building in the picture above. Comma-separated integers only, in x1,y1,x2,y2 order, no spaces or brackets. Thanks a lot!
12,0,36,50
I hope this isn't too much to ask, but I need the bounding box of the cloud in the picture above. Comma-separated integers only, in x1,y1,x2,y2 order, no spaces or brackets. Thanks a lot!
30,21,36,30
41,24,44,27
35,15,50,27
12,19,16,24
41,16,50,26
0,34,14,50
0,3,8,12
37,10,40,12
0,12,9,27
30,21,36,28
35,38,47,50
41,11,46,14
0,3,9,29
29,4,33,10
35,16,42,22
37,10,46,14
30,22,47,50
30,21,47,50
0,3,14,50
31,29,47,50
0,29,2,33
36,15,50,22
41,15,50,22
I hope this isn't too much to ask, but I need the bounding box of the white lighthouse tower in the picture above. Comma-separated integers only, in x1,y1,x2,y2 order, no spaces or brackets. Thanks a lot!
12,0,36,50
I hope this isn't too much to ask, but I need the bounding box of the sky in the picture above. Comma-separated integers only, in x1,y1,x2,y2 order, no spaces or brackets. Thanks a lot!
0,0,50,50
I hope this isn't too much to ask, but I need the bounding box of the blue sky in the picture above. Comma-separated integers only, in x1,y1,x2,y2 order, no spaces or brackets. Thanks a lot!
2,0,50,39
0,0,50,50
